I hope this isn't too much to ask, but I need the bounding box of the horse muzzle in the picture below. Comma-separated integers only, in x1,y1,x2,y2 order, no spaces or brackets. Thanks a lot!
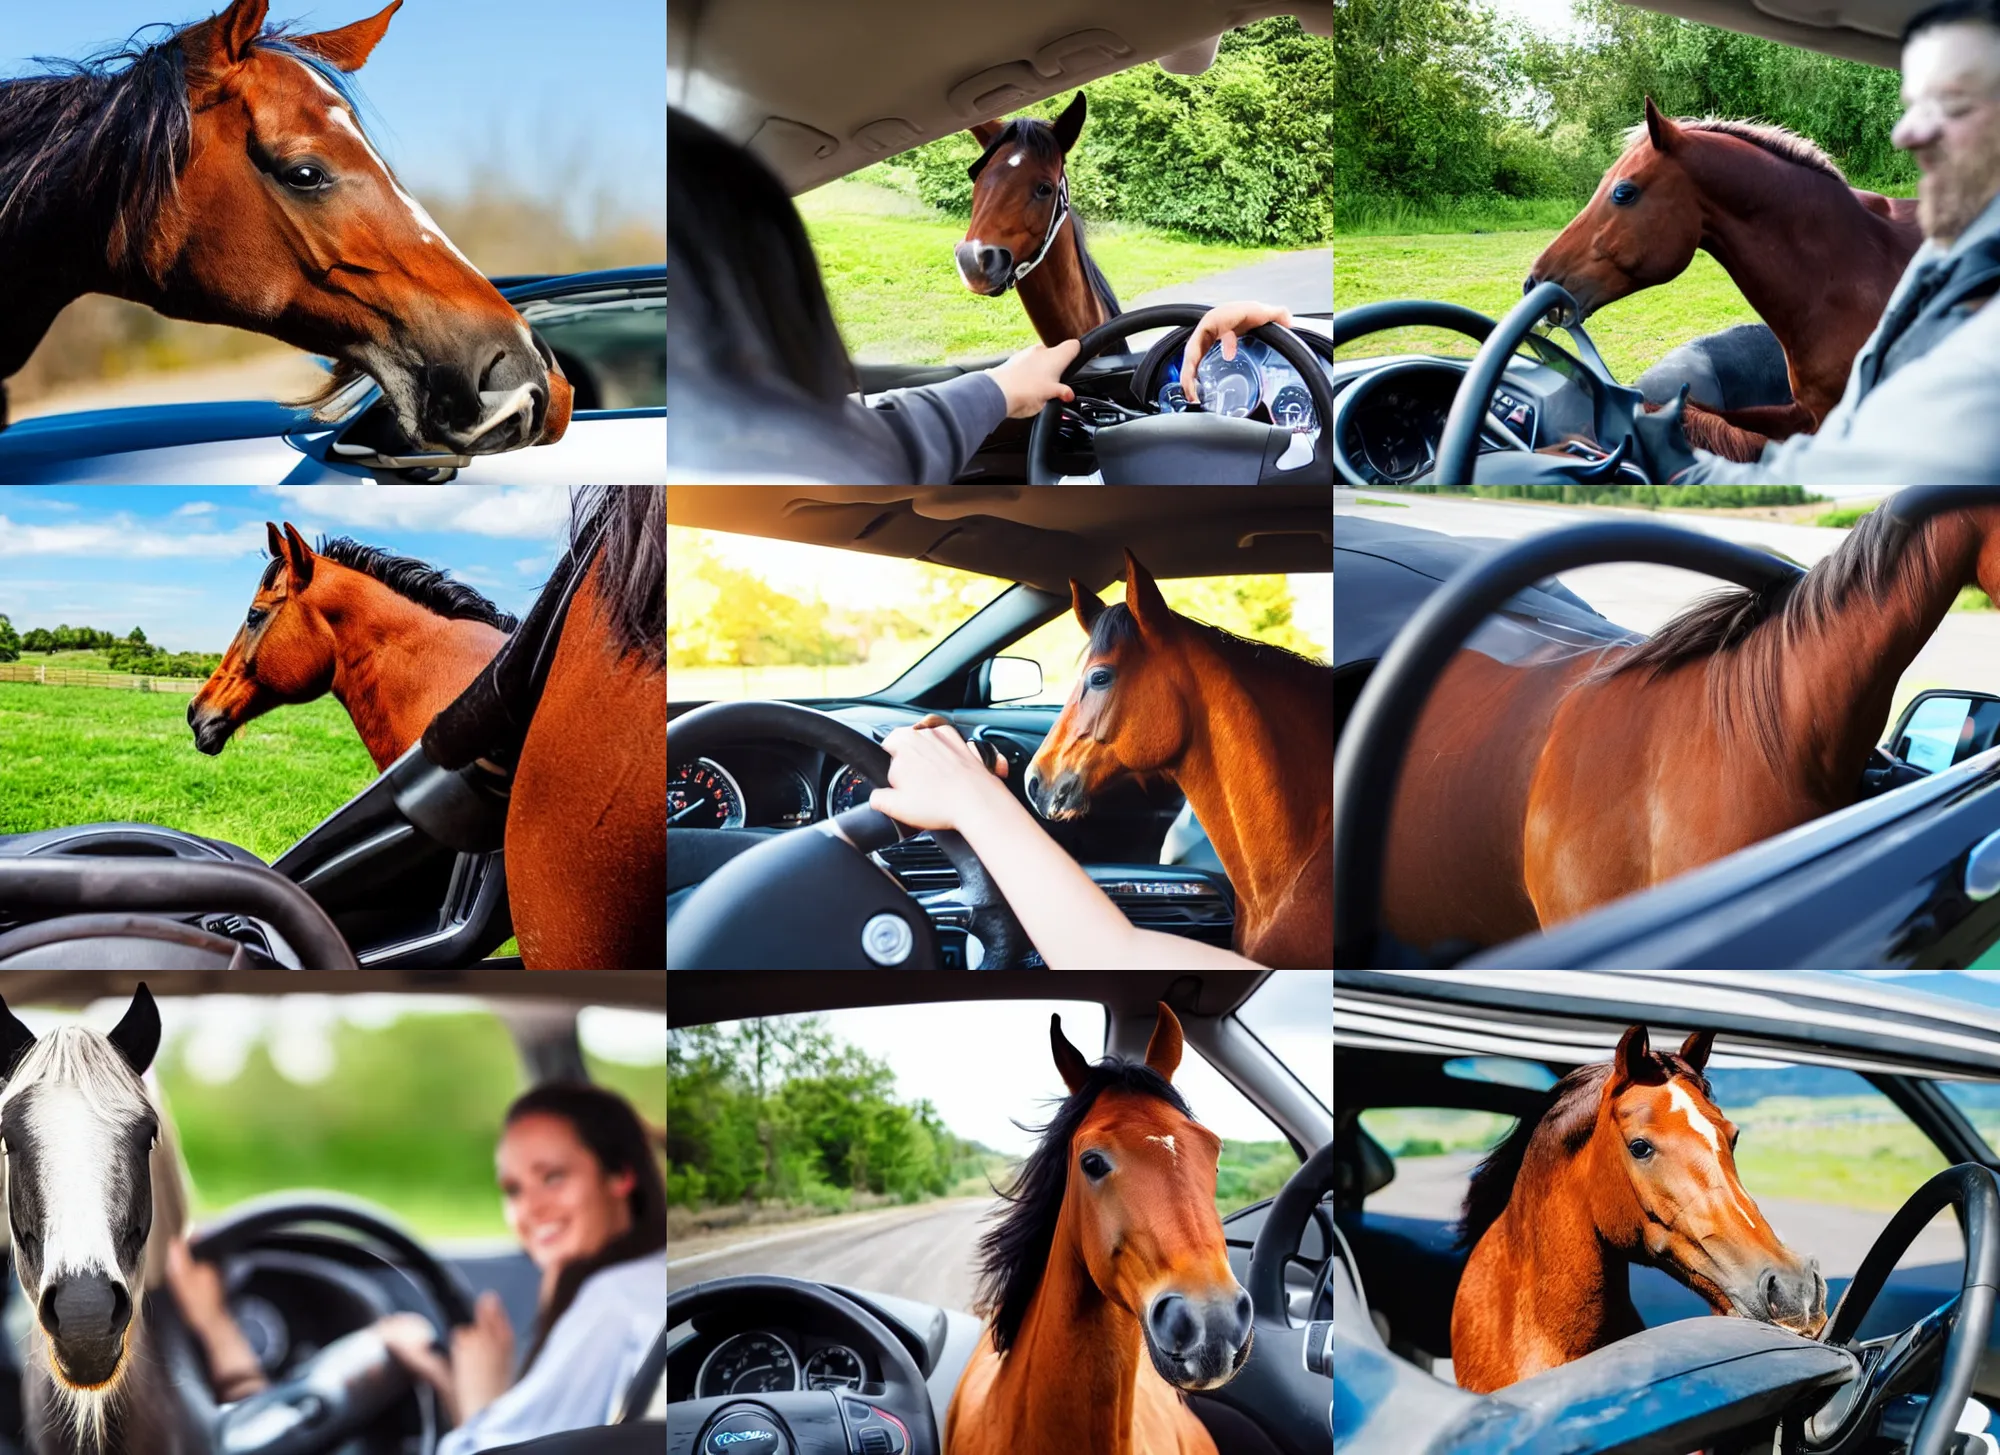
1143,1288,1254,1392
954,240,1014,295
40,1273,132,1389
1025,765,1088,820
1727,1257,1827,1337
187,700,234,757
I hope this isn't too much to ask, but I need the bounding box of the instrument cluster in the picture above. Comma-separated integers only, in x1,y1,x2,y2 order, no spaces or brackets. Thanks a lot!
1153,336,1333,435
693,1327,872,1397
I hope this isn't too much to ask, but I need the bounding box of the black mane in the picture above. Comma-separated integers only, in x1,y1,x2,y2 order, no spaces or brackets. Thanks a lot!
1087,599,1332,677
975,1056,1190,1353
571,486,663,666
312,537,518,632
968,118,1121,321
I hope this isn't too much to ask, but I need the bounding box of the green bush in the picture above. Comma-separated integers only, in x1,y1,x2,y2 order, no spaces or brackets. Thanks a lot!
1398,485,1824,507
1814,503,1880,528
0,616,17,664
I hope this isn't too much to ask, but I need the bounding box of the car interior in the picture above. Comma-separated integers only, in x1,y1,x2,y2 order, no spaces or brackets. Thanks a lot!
665,969,1333,1455
667,486,1329,970
0,971,666,1455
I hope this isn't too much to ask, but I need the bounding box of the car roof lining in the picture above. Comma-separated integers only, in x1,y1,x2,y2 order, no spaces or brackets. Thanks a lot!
0,971,665,1009
668,968,1269,1027
670,1,1331,192
665,486,1331,595
1622,0,1907,68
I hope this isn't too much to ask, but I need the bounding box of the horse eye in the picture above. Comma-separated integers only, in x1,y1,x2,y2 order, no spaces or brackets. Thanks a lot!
1087,668,1112,690
1034,181,1053,199
1080,1151,1111,1180
1628,1138,1654,1160
1611,180,1640,206
280,163,328,192
246,607,268,628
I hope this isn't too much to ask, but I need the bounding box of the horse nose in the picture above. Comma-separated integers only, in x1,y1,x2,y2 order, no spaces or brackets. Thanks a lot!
1228,1287,1254,1345
980,244,1013,282
41,1274,131,1383
1760,1260,1825,1332
419,326,550,452
1523,274,1538,295
1024,765,1045,811
1148,1294,1199,1356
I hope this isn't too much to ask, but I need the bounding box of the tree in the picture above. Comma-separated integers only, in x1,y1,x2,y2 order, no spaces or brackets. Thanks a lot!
20,628,50,653
127,627,148,646
0,614,17,663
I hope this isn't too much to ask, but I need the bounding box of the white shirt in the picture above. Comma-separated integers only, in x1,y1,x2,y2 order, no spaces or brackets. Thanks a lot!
438,1253,666,1454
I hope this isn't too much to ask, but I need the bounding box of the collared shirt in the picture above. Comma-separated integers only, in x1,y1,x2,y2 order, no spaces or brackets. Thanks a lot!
1679,189,2000,484
437,1254,666,1455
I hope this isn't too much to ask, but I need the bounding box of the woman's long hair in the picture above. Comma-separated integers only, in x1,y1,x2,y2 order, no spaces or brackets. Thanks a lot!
506,1084,667,1373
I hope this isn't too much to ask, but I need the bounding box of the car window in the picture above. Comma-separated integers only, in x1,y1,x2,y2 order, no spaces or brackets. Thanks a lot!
580,1005,667,1130
526,296,664,411
1002,573,1333,706
1237,970,1331,1117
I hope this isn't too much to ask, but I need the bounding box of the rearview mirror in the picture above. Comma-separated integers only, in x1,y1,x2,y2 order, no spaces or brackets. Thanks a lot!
988,656,1042,704
1887,690,2000,773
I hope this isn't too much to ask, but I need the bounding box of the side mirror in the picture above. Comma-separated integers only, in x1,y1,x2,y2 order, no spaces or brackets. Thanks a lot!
1886,690,2000,773
987,656,1042,704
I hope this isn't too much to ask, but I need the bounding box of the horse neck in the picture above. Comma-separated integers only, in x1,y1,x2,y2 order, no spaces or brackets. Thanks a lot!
1016,218,1112,346
321,577,507,771
1164,638,1332,922
1490,1130,1640,1360
1001,1212,1146,1455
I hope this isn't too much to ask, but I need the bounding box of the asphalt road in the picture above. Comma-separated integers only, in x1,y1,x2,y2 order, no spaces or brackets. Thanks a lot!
669,1198,998,1313
1135,248,1332,314
1335,488,2000,709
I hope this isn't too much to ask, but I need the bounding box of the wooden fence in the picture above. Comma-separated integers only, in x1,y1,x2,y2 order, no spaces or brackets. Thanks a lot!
0,662,204,694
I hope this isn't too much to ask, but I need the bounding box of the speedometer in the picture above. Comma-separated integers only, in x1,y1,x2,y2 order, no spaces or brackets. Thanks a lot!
1271,384,1316,432
697,1332,800,1397
668,757,745,830
828,763,874,815
1195,346,1262,417
805,1345,866,1390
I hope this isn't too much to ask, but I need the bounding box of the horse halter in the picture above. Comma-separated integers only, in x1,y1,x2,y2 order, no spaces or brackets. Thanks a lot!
968,126,1072,293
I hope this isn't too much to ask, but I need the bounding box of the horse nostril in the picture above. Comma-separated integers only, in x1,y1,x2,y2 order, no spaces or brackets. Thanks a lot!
1231,1288,1254,1343
1523,275,1537,295
1148,1294,1197,1355
475,349,510,394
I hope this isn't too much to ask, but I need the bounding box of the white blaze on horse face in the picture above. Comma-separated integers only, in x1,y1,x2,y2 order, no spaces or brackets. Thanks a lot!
1009,151,1024,167
1144,1133,1178,1164
24,1086,134,1287
1667,1079,1757,1229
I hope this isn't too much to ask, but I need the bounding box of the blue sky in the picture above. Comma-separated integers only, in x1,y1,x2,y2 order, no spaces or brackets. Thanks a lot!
0,486,575,652
9,1,666,233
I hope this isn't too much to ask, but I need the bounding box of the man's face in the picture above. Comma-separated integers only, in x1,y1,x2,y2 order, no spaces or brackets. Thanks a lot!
1895,22,2000,244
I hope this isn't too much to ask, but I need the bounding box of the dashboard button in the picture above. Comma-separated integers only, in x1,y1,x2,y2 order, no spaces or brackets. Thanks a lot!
703,1408,790,1455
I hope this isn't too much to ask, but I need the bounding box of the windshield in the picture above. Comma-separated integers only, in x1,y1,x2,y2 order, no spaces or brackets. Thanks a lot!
666,524,1331,704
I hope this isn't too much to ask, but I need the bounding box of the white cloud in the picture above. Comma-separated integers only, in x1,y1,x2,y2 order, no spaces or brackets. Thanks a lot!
174,501,218,517
0,515,265,559
263,486,572,540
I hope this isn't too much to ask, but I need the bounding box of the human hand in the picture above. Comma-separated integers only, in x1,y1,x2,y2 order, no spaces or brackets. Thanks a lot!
450,1291,516,1420
1179,301,1293,404
868,717,1011,832
168,1237,270,1400
378,1311,457,1418
988,339,1081,418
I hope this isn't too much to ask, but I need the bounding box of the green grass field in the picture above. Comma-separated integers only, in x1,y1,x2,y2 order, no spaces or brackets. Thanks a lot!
799,180,1292,364
1336,230,1762,384
0,683,376,861
11,649,152,674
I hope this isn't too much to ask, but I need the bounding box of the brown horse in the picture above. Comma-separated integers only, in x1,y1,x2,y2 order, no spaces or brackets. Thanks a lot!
1026,552,1331,969
1382,497,2000,953
1452,1025,1825,1394
0,0,571,451
191,489,665,968
947,1003,1249,1455
956,92,1122,347
1529,100,1921,459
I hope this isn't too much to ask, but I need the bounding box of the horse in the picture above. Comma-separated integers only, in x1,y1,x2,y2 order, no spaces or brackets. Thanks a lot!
1528,100,1922,462
946,1003,1250,1455
1025,551,1331,969
0,984,203,1455
0,0,571,452
190,487,665,969
1380,495,2000,954
956,92,1123,348
1451,1025,1825,1394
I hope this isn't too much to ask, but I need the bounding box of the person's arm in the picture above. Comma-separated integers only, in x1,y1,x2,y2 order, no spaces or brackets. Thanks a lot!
861,339,1080,484
1179,301,1294,404
868,720,1262,970
166,1239,269,1402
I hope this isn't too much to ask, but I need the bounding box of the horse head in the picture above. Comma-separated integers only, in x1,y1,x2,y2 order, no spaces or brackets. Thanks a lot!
1026,549,1188,821
131,0,571,453
955,92,1085,296
0,986,163,1404
1595,1025,1826,1336
1526,98,1705,322
188,522,337,756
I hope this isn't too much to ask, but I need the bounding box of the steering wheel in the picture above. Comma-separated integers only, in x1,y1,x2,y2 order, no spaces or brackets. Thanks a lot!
667,702,1029,969
1026,303,1333,485
1190,1142,1333,1455
179,1193,478,1455
1803,1163,2000,1455
666,1275,941,1455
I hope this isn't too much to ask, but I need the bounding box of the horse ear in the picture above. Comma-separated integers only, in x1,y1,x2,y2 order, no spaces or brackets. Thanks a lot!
970,120,1005,147
1144,1002,1184,1081
107,984,160,1078
186,0,269,75
1050,1013,1091,1095
1679,1029,1715,1072
281,523,316,591
291,0,402,73
1612,1024,1665,1087
1123,550,1172,636
265,521,285,563
1644,96,1678,154
1070,579,1106,634
0,995,35,1081
1052,92,1088,153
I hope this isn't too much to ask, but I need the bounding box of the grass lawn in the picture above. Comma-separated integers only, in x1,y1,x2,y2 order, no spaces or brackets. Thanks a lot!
799,180,1291,364
1336,230,1762,385
10,650,143,674
0,683,376,861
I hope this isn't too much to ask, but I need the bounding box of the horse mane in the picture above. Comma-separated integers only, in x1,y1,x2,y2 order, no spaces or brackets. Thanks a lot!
975,1056,1191,1354
572,486,664,666
1625,115,1847,184
1456,1050,1714,1251
1590,503,1930,769
311,537,521,632
973,118,1121,319
0,23,377,274
1087,599,1332,678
